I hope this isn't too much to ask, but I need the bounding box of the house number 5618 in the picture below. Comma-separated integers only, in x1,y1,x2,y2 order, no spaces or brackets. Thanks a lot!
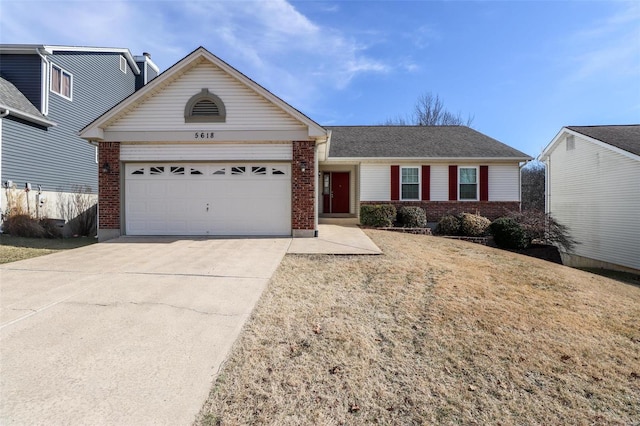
195,132,214,139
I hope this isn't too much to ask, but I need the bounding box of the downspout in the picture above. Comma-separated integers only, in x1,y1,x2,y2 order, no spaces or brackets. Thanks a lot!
518,160,529,211
36,48,50,116
545,157,550,214
315,131,330,237
0,109,7,226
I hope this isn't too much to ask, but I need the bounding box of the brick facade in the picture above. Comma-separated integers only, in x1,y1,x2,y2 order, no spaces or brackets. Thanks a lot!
361,200,520,222
98,142,120,229
291,141,315,234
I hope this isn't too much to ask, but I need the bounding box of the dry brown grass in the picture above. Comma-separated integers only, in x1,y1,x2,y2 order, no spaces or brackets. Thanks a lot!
197,230,640,425
0,235,95,264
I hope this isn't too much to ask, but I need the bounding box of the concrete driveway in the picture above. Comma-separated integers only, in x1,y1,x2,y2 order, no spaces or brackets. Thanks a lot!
0,237,290,425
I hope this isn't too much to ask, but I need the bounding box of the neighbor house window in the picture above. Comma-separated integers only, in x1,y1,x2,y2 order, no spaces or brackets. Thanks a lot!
401,167,419,200
51,64,72,99
459,167,478,200
566,135,575,151
120,55,127,73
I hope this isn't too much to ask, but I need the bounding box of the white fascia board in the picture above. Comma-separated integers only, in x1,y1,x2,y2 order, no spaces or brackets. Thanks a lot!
80,49,211,139
134,55,160,73
81,47,328,142
43,45,141,75
197,49,328,140
101,129,312,143
325,156,532,163
539,127,568,161
540,127,640,162
0,104,56,127
0,44,47,54
80,127,105,141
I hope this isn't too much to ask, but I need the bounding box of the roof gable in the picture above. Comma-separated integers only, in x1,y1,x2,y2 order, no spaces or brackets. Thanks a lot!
80,47,327,142
326,126,531,160
540,125,640,161
566,125,640,157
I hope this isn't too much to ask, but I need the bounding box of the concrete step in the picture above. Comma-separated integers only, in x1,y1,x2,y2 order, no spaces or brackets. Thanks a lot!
318,217,359,226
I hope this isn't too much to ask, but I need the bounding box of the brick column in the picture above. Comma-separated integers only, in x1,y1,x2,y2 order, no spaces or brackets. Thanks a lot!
291,140,316,237
98,142,121,241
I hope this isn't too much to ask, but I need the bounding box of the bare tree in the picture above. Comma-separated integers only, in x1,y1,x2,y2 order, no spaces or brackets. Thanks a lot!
521,161,545,212
386,92,474,126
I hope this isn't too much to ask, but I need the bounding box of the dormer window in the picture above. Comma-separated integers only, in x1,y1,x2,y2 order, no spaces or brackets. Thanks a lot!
184,88,226,123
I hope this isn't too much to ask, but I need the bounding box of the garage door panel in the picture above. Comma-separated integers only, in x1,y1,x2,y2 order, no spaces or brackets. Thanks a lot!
125,163,291,236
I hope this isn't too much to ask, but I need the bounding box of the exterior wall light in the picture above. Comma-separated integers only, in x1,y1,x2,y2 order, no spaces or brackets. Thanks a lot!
299,161,307,172
102,162,111,173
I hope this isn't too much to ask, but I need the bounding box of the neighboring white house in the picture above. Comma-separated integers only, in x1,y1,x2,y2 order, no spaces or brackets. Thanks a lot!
540,125,640,273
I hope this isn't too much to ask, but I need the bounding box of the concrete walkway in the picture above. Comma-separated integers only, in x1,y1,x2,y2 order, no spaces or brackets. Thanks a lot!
0,237,289,426
288,224,382,255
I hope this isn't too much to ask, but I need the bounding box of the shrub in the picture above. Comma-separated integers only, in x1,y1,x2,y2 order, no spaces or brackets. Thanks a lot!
435,215,461,236
397,206,427,228
40,218,63,239
360,204,397,227
507,210,577,252
459,213,491,237
489,217,530,249
2,214,46,238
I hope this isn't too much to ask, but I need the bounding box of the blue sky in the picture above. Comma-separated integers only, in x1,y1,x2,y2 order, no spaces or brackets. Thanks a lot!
1,0,638,157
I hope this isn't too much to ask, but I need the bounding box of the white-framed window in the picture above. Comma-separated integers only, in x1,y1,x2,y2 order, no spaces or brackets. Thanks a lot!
50,64,72,100
120,55,127,73
459,167,478,200
401,166,419,200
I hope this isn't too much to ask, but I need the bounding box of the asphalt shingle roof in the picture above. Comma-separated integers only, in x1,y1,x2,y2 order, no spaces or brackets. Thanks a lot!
326,125,531,159
567,125,640,157
0,76,47,120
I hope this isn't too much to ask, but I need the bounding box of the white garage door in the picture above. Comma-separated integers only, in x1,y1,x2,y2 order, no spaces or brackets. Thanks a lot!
124,163,291,236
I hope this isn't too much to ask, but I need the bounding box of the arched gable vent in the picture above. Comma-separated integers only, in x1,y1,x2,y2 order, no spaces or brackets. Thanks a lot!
184,88,226,123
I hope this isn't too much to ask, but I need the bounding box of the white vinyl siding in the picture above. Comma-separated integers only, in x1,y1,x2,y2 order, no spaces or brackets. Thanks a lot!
121,143,292,161
359,162,522,203
488,164,520,201
430,165,449,201
547,134,640,270
360,164,390,201
108,62,305,132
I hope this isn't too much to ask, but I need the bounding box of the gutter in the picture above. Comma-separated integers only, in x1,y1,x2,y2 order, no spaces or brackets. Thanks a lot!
0,104,56,127
324,156,533,163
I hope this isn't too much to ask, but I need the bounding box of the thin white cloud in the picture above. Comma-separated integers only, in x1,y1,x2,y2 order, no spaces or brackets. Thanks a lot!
405,25,441,49
0,0,394,114
565,2,640,82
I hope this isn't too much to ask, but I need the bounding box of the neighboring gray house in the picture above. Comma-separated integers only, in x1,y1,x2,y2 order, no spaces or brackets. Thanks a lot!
0,45,158,228
540,125,640,273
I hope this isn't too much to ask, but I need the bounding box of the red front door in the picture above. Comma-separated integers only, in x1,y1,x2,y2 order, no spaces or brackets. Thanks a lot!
323,172,349,213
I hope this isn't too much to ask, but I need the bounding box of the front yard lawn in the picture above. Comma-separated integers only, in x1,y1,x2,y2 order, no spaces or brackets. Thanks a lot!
197,230,640,425
0,234,95,264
